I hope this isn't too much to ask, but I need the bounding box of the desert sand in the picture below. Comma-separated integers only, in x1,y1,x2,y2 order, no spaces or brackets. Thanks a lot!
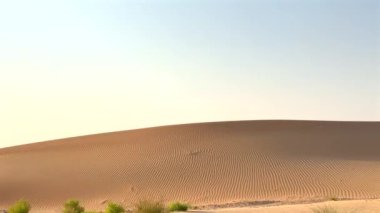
0,120,379,212
198,199,380,212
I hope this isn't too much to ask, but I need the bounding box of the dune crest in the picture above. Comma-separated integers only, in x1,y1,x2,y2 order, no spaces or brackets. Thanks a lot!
1,120,379,211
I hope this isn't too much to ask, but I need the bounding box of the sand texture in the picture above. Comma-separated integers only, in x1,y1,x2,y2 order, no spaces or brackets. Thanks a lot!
0,120,379,212
199,199,380,213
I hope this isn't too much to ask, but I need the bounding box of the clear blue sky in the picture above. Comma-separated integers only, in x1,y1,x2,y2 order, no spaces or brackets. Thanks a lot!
0,0,379,147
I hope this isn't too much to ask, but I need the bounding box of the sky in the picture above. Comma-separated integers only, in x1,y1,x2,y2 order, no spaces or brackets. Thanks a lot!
0,0,379,148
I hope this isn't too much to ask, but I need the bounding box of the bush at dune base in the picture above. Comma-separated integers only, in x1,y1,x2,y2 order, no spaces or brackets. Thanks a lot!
8,200,31,213
135,200,166,213
63,199,85,213
105,202,125,213
167,202,189,212
4,199,191,213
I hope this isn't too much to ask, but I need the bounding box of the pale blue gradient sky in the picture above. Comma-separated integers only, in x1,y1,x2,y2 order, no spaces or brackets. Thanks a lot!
0,0,379,147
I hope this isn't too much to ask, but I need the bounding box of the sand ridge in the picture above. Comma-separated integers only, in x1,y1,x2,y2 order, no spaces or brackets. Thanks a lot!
0,120,379,212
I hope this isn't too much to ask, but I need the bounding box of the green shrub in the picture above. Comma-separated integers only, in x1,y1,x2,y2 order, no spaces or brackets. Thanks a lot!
63,199,85,213
167,202,189,212
8,200,31,213
105,202,125,213
134,200,166,213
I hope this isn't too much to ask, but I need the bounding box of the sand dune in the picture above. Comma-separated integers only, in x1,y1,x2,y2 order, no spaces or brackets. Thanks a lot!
0,120,379,212
200,199,380,213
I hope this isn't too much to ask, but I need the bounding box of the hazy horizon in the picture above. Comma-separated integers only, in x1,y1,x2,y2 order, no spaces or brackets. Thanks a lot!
1,0,379,148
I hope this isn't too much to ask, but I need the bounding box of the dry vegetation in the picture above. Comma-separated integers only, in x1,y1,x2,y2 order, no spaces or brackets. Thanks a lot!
3,199,189,213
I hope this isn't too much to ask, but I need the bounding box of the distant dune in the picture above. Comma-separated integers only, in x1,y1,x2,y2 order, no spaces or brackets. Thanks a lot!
0,120,379,212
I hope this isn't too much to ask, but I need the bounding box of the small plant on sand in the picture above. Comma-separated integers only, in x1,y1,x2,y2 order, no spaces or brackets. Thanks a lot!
105,202,125,213
63,199,85,213
8,200,31,213
312,206,338,213
134,200,166,213
167,202,189,212
329,196,338,201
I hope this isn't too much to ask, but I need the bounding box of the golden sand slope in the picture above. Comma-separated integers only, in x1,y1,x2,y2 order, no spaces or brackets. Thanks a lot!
201,199,380,213
0,121,379,212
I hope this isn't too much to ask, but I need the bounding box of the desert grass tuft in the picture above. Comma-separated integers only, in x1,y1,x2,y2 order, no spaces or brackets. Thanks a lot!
8,200,31,213
63,199,85,213
134,200,166,213
167,202,190,212
105,202,125,213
